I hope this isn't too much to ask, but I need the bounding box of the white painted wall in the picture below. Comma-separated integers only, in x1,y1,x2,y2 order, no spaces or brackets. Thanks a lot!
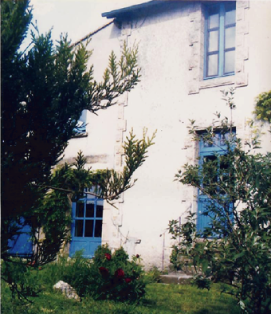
63,23,122,170
64,1,271,269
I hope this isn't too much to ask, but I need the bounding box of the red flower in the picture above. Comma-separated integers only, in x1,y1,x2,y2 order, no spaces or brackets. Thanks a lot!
136,254,140,258
38,267,42,270
105,253,111,261
99,267,109,276
125,278,132,283
115,268,125,279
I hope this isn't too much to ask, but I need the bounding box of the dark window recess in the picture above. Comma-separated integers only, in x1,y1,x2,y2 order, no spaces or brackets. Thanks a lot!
85,220,94,237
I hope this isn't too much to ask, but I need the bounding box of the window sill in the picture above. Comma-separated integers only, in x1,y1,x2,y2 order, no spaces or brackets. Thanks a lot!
200,75,235,90
197,72,248,92
71,132,88,139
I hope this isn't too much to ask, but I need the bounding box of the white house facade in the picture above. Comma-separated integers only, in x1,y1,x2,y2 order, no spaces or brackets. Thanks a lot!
61,0,271,269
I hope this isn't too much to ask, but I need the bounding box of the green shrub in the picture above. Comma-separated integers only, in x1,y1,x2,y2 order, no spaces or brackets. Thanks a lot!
169,245,182,271
1,258,42,300
61,245,146,303
144,266,162,283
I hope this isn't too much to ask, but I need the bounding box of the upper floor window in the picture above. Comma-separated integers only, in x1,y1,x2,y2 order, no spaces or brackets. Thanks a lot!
73,110,87,136
204,2,236,79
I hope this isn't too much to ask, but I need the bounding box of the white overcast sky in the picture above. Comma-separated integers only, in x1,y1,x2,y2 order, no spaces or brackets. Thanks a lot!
29,0,145,45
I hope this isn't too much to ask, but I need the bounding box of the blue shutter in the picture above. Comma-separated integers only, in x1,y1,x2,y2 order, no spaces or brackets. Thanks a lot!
8,218,33,257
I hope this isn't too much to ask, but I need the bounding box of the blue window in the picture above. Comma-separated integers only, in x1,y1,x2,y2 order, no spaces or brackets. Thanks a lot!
197,131,234,234
8,218,33,257
74,110,87,135
69,189,103,258
204,2,236,78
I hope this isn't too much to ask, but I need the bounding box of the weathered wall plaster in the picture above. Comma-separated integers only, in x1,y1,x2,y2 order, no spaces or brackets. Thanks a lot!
64,0,271,269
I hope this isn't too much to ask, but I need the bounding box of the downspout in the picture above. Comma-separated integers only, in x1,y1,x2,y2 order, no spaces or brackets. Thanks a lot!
160,231,166,271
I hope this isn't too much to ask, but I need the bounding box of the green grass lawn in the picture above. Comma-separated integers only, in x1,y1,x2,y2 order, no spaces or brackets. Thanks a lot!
2,281,241,314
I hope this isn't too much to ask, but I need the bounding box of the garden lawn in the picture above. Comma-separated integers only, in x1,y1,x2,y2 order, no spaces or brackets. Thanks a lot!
2,281,240,314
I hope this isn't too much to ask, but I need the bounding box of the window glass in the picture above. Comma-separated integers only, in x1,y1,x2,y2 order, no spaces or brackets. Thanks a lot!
94,220,103,238
72,191,103,240
205,3,236,79
96,205,103,218
207,54,218,77
208,31,219,52
225,27,236,49
76,202,84,217
225,4,236,25
85,220,94,237
86,202,95,217
208,7,219,29
75,220,83,237
224,50,235,73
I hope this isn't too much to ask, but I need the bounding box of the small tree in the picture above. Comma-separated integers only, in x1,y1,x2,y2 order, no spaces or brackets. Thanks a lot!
1,0,155,299
169,89,271,314
254,90,271,124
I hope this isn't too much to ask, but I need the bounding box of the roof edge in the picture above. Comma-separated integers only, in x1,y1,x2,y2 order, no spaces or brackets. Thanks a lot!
70,20,114,48
102,0,237,19
102,1,157,19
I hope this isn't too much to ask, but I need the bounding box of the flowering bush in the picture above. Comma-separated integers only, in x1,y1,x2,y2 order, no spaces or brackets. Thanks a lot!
62,246,146,303
105,253,111,261
87,245,146,302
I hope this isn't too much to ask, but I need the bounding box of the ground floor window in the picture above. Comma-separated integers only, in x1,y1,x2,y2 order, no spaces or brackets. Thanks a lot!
69,189,104,258
197,130,235,234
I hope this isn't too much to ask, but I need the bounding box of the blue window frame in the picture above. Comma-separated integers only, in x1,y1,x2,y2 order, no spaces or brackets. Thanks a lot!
204,2,236,79
69,189,104,258
197,131,235,234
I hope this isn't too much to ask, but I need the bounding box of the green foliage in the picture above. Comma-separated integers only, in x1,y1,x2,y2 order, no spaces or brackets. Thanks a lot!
1,0,155,301
254,90,271,123
43,246,146,303
94,129,156,202
169,246,182,271
1,258,42,301
144,266,162,284
1,0,141,261
2,278,241,314
169,91,271,314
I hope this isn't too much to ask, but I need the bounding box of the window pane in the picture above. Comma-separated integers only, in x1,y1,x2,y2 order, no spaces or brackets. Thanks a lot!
94,220,102,238
75,220,83,237
86,202,94,217
96,205,103,218
85,220,94,237
204,155,218,163
225,5,236,25
208,7,219,29
224,50,235,73
76,202,84,217
225,26,235,49
207,54,218,77
208,30,219,52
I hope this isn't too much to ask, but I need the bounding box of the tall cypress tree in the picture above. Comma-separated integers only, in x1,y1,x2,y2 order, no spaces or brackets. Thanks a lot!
1,0,151,268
